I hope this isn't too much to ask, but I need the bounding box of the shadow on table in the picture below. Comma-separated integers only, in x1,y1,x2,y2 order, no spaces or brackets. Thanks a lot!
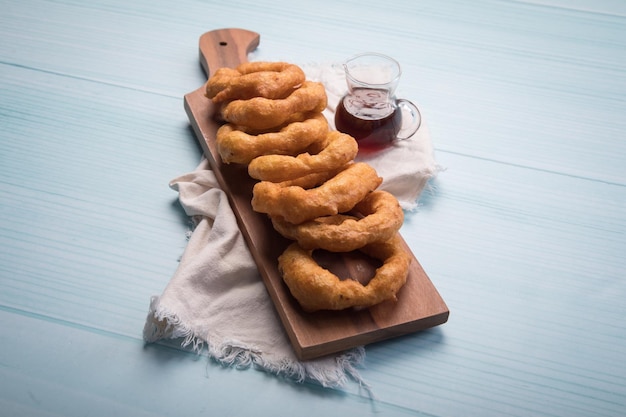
365,326,447,361
142,337,357,400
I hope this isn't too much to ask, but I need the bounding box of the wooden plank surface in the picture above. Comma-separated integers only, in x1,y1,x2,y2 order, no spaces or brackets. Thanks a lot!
183,28,449,360
3,2,626,416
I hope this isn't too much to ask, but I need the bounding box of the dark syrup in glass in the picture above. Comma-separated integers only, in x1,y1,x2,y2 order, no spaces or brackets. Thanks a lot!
334,88,402,151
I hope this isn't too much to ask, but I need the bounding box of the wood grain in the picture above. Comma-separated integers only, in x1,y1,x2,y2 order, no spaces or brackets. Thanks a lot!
183,28,449,360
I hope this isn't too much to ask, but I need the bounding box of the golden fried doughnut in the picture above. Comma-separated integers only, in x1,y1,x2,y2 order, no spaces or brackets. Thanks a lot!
251,162,382,224
206,62,306,103
278,234,411,312
247,131,358,182
204,67,240,100
271,190,404,252
219,81,327,130
216,113,329,164
275,164,350,189
203,59,412,313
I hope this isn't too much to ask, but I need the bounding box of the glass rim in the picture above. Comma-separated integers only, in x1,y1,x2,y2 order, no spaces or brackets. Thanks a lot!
343,52,402,87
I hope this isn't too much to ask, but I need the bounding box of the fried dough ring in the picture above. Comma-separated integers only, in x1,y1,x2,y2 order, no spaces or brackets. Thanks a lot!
206,62,306,103
278,234,411,312
248,131,358,182
216,113,329,164
271,190,404,252
220,81,327,130
276,164,351,189
251,162,382,224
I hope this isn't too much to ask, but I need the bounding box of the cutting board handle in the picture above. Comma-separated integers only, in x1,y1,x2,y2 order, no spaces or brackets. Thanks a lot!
197,28,260,78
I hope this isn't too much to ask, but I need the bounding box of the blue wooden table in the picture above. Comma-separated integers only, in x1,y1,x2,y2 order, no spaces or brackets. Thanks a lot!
1,1,625,416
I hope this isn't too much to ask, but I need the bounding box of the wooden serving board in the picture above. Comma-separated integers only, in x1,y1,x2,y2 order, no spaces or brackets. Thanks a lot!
183,28,449,360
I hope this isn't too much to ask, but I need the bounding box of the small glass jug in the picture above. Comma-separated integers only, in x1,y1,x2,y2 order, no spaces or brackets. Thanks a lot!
334,53,421,151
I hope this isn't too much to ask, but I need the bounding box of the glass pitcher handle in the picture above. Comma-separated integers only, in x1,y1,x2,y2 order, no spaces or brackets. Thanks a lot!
396,99,421,140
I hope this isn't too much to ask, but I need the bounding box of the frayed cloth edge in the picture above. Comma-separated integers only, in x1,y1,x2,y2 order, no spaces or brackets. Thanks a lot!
143,296,205,352
143,297,374,397
401,163,445,213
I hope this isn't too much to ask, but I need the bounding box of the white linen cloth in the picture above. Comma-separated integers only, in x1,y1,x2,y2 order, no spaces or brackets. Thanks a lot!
143,63,440,389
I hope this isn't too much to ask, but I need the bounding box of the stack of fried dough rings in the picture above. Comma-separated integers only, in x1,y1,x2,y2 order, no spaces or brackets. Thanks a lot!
206,61,412,312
